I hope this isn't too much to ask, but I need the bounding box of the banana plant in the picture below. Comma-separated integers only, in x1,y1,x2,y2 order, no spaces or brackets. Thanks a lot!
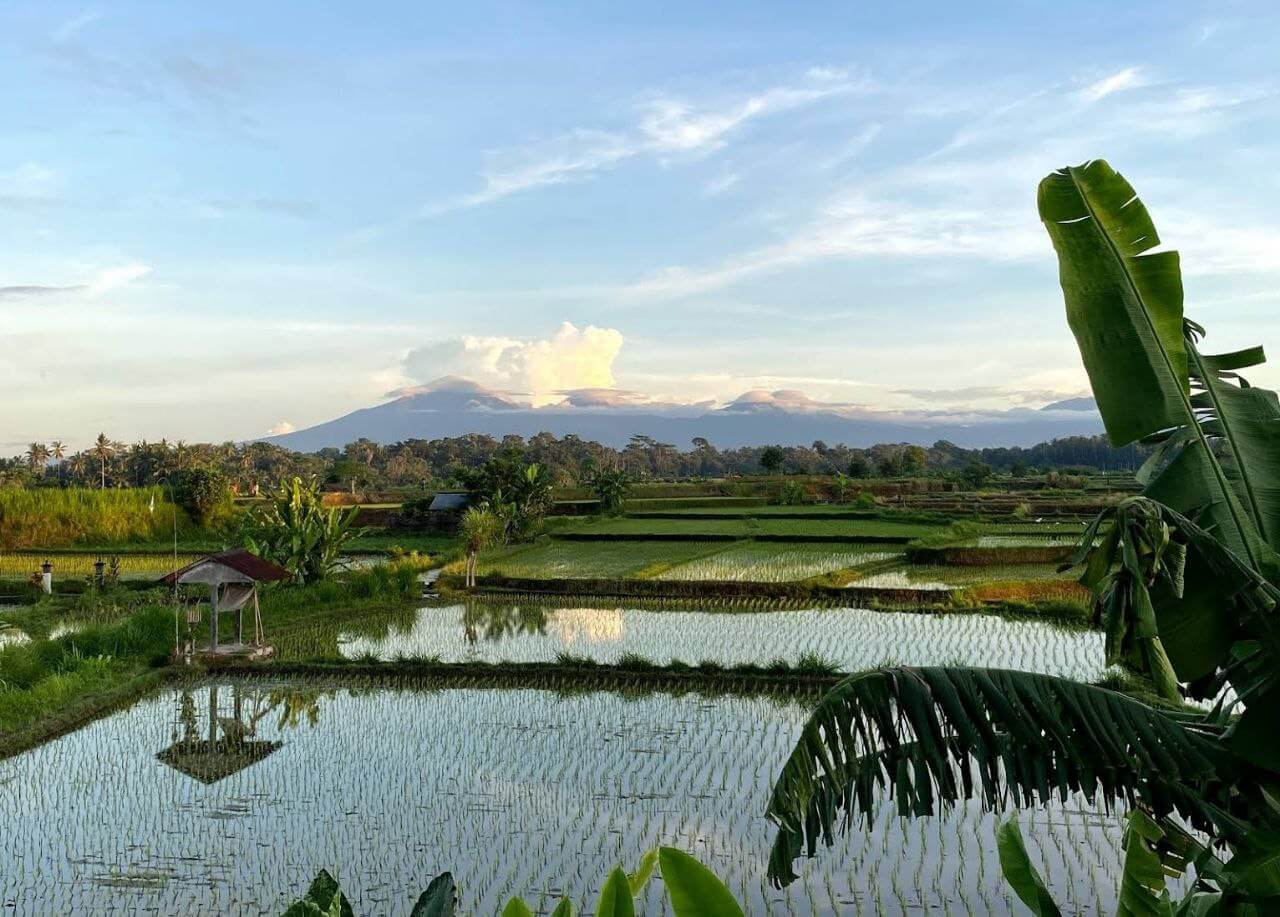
242,476,365,584
281,846,745,916
763,160,1280,904
1000,811,1280,916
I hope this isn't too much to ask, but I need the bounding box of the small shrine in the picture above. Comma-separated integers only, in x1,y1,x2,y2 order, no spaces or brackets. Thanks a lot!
160,549,290,662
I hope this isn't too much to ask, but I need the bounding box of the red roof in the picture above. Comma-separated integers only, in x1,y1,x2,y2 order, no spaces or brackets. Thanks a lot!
161,549,292,585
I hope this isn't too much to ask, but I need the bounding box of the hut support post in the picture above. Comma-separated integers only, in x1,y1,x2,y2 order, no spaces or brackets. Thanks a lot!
210,584,219,650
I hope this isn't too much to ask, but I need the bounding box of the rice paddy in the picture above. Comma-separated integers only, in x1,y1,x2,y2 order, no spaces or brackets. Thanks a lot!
0,677,1138,915
333,601,1108,680
654,542,901,582
850,563,1073,590
0,551,203,581
564,516,942,538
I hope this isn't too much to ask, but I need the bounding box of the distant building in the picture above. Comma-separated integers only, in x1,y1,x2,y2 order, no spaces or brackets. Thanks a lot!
424,491,475,533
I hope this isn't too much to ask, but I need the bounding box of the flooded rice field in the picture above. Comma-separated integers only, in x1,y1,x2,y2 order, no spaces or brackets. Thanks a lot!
1,677,1132,915
322,601,1108,681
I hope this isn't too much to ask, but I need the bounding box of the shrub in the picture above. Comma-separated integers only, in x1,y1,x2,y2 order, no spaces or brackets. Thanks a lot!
171,467,233,526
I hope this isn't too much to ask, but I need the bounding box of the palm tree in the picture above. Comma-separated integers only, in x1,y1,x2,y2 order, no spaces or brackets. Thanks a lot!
25,442,49,474
765,161,1280,909
92,433,114,488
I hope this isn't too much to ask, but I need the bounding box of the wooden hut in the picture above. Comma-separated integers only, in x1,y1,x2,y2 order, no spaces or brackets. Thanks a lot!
161,549,290,661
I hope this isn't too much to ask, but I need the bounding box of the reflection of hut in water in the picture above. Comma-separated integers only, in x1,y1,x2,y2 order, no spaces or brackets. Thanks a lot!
156,684,283,785
161,549,290,662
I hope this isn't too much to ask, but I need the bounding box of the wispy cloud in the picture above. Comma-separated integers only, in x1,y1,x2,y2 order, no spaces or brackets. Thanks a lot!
1077,66,1148,103
0,263,150,303
52,9,102,43
0,284,82,301
436,70,867,212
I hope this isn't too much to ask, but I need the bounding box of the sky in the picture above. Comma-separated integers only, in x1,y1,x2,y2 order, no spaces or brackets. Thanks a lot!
2,1,1280,449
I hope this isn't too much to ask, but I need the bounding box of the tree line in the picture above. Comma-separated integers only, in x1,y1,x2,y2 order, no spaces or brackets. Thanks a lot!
0,431,1146,493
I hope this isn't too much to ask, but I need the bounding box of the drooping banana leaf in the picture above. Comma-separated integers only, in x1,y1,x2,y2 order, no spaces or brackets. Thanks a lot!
1039,160,1280,578
764,667,1274,887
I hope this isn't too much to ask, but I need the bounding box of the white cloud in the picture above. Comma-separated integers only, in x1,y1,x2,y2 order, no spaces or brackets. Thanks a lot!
1078,67,1148,103
268,420,295,435
625,192,1042,299
404,321,625,407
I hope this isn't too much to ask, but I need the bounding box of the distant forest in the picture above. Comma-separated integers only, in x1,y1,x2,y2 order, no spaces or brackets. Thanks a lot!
3,432,1146,492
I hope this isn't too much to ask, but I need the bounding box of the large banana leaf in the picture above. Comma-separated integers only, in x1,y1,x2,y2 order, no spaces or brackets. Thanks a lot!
765,667,1274,886
1039,160,1280,578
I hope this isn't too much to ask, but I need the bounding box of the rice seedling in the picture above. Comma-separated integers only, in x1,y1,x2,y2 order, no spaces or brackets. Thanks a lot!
0,552,204,581
0,677,1144,914
652,542,901,583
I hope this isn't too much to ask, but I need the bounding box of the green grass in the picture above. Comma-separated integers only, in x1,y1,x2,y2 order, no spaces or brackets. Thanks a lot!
346,533,459,556
0,604,173,735
0,487,201,550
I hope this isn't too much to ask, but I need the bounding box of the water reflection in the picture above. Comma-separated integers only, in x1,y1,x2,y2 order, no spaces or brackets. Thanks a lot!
331,599,1108,681
0,678,1136,914
154,684,324,785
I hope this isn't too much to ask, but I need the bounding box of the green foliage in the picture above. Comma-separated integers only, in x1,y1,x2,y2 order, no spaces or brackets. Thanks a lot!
0,486,195,550
170,467,233,526
759,446,785,474
282,847,746,917
657,847,745,916
996,819,1062,917
242,477,364,584
0,604,173,735
587,466,633,516
846,453,871,478
999,810,1280,916
775,480,807,506
959,461,993,489
765,666,1270,886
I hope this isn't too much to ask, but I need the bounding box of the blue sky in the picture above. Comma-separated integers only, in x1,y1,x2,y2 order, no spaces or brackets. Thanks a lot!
2,1,1279,448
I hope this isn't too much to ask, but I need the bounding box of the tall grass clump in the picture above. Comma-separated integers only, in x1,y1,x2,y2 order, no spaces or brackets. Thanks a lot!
0,487,197,550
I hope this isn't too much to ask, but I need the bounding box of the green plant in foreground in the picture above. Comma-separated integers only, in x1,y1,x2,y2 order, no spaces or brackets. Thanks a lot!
282,846,745,916
763,160,1280,911
242,476,364,584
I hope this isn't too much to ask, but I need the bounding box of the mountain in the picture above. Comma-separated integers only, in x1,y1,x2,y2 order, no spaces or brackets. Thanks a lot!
1040,396,1097,412
262,377,1104,451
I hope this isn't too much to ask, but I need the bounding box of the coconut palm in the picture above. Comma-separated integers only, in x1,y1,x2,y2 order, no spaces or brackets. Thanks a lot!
91,433,114,488
764,160,1280,910
25,442,49,474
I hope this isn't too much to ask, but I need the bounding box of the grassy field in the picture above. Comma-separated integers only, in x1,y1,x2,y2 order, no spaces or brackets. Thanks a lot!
0,488,199,550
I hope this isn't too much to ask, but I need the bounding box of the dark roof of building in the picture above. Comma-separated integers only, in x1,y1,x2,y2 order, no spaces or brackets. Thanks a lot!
161,549,292,585
428,492,473,512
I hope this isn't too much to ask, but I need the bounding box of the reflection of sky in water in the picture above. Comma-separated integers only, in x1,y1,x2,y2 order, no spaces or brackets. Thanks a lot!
1,678,1139,915
338,604,1109,680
